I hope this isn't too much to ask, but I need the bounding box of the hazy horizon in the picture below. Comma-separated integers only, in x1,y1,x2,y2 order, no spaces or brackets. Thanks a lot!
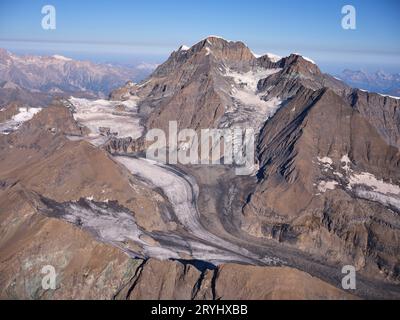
1,42,399,77
1,0,400,74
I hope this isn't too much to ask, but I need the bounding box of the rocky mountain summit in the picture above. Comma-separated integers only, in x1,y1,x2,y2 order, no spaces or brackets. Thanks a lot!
1,37,399,299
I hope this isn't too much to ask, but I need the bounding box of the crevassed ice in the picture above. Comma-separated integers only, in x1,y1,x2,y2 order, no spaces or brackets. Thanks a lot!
358,89,400,100
68,97,143,145
225,67,280,93
114,156,279,265
355,190,400,211
293,53,316,64
57,199,180,260
221,67,282,130
348,172,400,195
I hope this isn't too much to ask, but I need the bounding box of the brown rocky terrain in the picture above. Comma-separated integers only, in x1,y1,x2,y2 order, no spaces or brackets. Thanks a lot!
110,37,400,293
243,87,400,281
0,190,139,300
1,36,400,300
0,102,21,122
0,188,354,300
0,105,171,233
347,89,400,148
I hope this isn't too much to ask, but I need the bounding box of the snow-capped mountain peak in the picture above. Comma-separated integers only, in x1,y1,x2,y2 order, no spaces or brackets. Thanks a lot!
52,54,73,61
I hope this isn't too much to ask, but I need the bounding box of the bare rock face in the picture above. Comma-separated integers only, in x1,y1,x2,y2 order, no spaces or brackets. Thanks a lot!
257,54,350,101
109,81,140,101
347,89,400,149
117,260,355,300
23,103,86,136
143,37,236,132
214,264,356,300
244,87,400,280
111,37,351,136
0,202,354,301
0,85,57,107
117,259,212,300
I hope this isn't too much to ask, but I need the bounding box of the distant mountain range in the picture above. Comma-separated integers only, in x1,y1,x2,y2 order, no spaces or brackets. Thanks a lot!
338,69,400,97
0,48,157,105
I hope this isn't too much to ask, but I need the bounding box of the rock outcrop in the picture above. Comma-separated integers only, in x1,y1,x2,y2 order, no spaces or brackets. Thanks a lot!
244,87,400,281
347,89,400,148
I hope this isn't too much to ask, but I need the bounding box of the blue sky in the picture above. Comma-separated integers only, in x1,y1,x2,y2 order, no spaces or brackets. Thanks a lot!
0,0,399,73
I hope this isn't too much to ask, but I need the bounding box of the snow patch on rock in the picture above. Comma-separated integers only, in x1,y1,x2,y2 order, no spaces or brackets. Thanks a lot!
12,107,42,122
52,55,72,62
378,93,400,100
317,180,339,193
179,45,190,51
0,107,42,135
293,53,316,64
315,155,400,211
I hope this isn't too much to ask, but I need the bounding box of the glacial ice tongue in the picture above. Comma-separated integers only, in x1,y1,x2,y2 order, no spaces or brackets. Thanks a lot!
114,156,283,265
